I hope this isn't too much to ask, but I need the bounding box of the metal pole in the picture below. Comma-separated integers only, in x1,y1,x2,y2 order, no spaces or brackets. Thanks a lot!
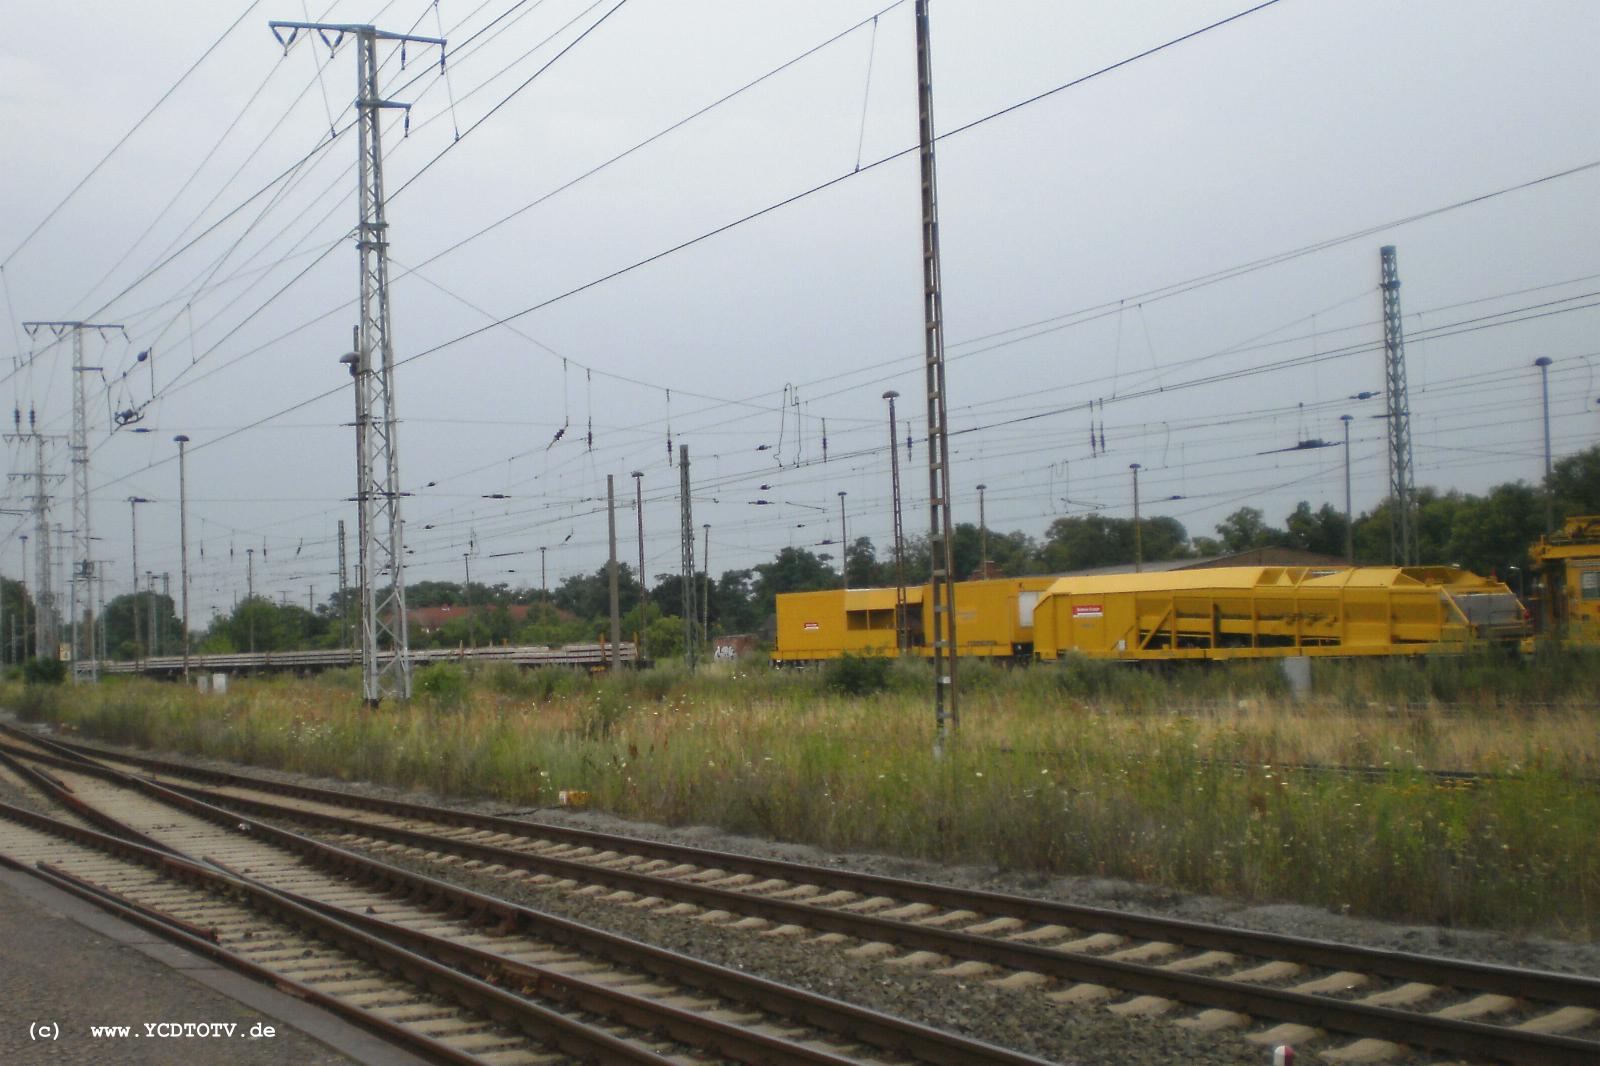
18,535,27,661
34,438,52,660
539,546,547,604
701,523,711,647
463,553,474,650
337,518,349,648
607,474,621,672
1340,414,1354,563
174,435,191,680
883,391,908,653
55,523,66,656
146,573,157,658
34,438,54,660
976,483,987,579
72,328,92,681
1536,357,1554,535
1130,463,1143,572
632,470,646,644
129,497,147,664
837,491,848,589
97,561,107,670
914,0,957,752
679,444,696,671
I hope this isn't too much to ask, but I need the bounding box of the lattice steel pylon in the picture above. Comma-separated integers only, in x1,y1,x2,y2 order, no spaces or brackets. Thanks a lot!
1379,245,1417,567
678,445,697,671
23,321,120,681
5,417,63,660
31,437,57,660
271,21,444,703
914,1,958,753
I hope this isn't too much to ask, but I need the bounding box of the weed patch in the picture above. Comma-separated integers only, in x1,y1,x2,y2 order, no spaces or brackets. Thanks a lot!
5,652,1595,937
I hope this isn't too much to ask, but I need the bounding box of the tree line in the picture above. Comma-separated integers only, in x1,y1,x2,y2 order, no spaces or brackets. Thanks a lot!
6,445,1594,664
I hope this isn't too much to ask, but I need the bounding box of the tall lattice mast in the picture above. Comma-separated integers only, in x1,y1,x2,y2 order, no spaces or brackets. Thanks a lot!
5,416,63,659
22,321,120,681
1379,245,1417,567
914,1,958,752
270,21,444,703
678,444,697,671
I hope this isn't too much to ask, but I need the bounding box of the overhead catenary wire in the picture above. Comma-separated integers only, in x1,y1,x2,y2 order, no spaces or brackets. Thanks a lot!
18,4,1593,605
14,0,587,401
45,0,1500,460
59,0,622,430
0,1,267,272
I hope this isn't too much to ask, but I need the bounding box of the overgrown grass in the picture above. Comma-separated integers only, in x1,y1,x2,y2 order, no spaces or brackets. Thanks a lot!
6,649,1596,937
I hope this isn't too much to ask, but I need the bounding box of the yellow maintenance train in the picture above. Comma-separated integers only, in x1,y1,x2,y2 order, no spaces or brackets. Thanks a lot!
772,565,1530,665
1530,514,1600,644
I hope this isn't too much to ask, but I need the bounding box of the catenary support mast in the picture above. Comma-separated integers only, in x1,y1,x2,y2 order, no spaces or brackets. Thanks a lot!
1379,245,1417,567
23,322,121,680
5,418,61,659
679,445,696,671
913,1,958,752
270,21,444,703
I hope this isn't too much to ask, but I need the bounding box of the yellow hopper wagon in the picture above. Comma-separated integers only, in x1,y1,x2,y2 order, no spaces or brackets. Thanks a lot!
1031,566,1529,662
772,577,1054,664
938,576,1058,660
772,587,921,662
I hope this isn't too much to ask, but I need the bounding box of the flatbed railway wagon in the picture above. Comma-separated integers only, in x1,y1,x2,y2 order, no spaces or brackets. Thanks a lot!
1030,565,1529,662
772,577,1055,664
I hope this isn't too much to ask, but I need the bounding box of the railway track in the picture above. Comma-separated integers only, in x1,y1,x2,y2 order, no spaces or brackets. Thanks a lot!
0,798,684,1065
6,725,1597,1064
0,738,1053,1066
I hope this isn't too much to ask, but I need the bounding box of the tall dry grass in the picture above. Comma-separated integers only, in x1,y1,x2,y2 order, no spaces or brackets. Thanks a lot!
6,650,1596,937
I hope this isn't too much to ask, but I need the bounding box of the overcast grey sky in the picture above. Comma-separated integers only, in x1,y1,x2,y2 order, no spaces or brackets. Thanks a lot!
1,0,1596,622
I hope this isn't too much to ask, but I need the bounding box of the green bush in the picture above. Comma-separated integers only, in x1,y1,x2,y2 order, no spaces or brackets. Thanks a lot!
481,661,534,697
22,657,66,685
527,667,586,701
1047,654,1155,702
413,663,468,707
643,616,684,661
824,653,891,696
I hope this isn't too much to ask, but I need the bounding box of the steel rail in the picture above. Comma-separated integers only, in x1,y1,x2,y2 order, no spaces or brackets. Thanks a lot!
3,738,1593,1065
0,738,1052,1066
17,726,1595,1009
209,860,879,1066
0,798,678,1066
